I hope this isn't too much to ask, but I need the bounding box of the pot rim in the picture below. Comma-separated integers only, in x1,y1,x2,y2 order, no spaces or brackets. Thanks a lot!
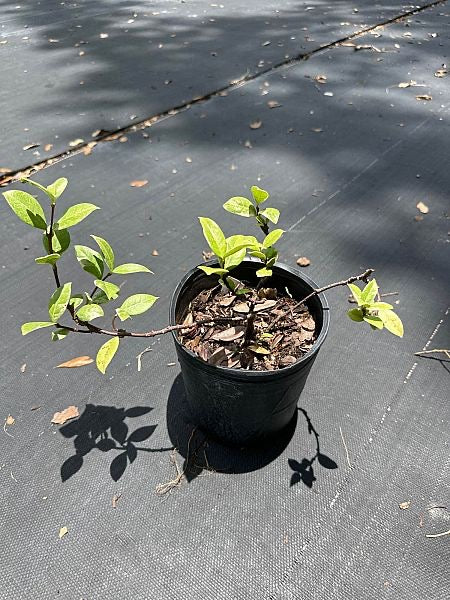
169,258,329,379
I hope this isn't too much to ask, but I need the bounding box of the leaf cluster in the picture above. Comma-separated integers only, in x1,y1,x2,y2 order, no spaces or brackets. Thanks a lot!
347,279,404,337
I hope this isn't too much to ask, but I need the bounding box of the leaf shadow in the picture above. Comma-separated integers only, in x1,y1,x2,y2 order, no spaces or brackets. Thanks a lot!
59,404,173,481
289,408,338,489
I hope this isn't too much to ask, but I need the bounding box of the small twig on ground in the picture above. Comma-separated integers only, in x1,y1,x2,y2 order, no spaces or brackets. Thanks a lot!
415,349,450,359
425,529,450,538
3,422,14,438
339,426,353,469
155,428,197,495
136,346,153,372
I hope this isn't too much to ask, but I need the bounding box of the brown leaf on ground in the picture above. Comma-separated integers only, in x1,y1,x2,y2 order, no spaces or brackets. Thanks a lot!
130,180,148,188
20,363,26,373
211,326,245,342
44,143,53,152
434,68,447,78
254,299,277,313
56,356,93,368
314,74,327,84
202,250,214,261
302,317,315,332
51,405,79,425
311,128,323,133
0,167,12,174
267,100,282,108
208,347,227,365
249,120,262,129
59,526,68,539
416,201,429,214
151,249,159,256
399,501,411,510
415,94,432,101
296,257,311,267
6,415,15,426
69,138,84,147
112,493,121,508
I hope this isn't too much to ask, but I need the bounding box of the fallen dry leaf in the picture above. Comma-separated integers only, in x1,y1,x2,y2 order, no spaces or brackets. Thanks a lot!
0,167,12,174
20,363,26,373
249,120,262,130
233,302,250,314
56,356,93,368
22,143,40,151
44,143,53,152
69,138,84,147
151,249,159,256
415,94,432,101
6,415,15,426
254,299,277,312
399,501,411,510
311,128,323,133
434,68,447,78
51,405,79,425
82,142,97,156
296,257,311,267
398,80,421,88
244,140,253,148
211,326,245,342
302,317,315,332
130,180,148,188
416,201,429,214
314,74,327,84
112,493,121,508
267,100,282,108
59,526,68,539
208,347,227,365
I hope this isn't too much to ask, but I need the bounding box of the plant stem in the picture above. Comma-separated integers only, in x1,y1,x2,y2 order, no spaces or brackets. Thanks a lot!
268,268,374,331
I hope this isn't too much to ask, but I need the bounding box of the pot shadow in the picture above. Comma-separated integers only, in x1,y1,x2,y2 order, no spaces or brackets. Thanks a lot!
288,408,338,489
59,404,173,482
166,374,298,481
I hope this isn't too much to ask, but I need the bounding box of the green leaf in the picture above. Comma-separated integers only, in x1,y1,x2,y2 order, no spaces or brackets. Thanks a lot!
250,250,266,260
20,178,51,197
69,295,83,310
347,308,363,322
378,310,404,338
198,266,229,276
52,328,70,341
57,203,100,229
43,228,71,254
361,279,378,304
248,344,271,355
35,253,60,265
76,303,104,322
116,294,158,321
198,217,227,259
74,245,104,278
260,207,280,224
94,280,119,300
224,235,258,258
91,235,114,271
3,189,47,229
256,267,272,277
369,302,394,311
348,283,363,305
363,315,383,330
96,337,120,374
112,263,153,275
223,197,256,217
48,282,72,322
224,248,246,270
47,177,68,200
250,186,269,205
21,321,55,335
263,229,284,248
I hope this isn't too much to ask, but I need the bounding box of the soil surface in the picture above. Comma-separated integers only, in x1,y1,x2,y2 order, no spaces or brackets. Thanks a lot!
178,285,316,371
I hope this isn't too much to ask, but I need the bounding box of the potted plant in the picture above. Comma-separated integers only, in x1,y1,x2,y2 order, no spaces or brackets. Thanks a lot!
3,178,403,446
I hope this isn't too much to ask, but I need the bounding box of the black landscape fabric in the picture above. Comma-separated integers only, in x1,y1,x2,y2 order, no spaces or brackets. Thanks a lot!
0,1,449,599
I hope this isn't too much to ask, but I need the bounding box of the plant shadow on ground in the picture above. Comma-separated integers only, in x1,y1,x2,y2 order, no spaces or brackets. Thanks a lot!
166,373,337,487
288,408,338,488
59,404,173,481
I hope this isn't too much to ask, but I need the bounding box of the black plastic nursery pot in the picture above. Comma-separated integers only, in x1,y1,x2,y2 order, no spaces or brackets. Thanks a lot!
170,260,330,446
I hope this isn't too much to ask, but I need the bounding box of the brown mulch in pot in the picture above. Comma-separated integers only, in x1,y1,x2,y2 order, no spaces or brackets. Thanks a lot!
178,285,316,371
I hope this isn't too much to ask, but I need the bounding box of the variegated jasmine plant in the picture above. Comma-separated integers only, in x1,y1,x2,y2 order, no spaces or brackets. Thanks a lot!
2,178,403,374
